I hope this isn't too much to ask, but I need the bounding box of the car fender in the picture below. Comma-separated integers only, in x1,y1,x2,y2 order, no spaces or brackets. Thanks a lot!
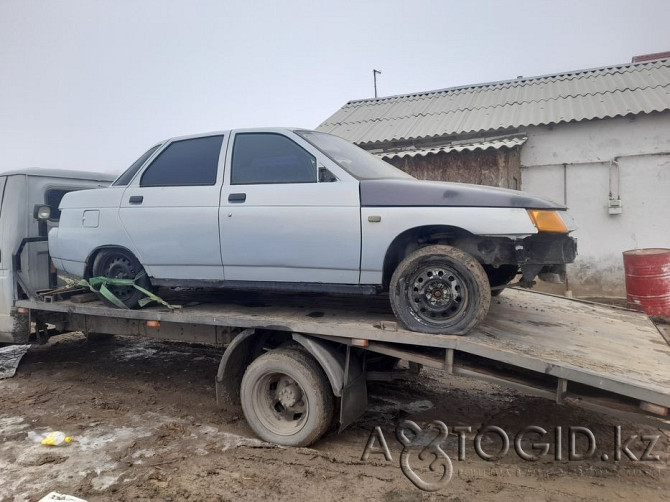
50,187,141,276
360,206,537,284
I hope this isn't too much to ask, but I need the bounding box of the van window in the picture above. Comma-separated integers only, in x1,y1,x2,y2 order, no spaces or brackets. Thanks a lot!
140,136,224,187
45,188,74,220
231,133,317,185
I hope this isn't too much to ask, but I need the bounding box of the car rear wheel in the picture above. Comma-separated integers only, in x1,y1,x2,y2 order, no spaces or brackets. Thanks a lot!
389,245,491,335
91,249,151,309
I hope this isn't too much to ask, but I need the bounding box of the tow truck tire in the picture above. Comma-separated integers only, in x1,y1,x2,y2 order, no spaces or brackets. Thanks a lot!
91,249,151,309
390,245,491,335
240,348,334,447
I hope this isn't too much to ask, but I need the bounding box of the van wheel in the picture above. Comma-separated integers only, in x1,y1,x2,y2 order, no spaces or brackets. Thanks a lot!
91,249,150,309
240,348,334,447
389,245,491,335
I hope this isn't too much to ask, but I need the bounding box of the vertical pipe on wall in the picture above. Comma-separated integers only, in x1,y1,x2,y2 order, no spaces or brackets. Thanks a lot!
607,159,623,215
562,163,572,297
609,159,621,199
562,163,567,205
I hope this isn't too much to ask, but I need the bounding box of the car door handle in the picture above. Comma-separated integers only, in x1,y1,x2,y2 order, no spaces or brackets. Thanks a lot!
128,196,144,204
228,193,246,203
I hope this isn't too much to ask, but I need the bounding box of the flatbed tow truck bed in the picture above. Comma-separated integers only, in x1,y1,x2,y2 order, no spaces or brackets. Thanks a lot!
15,287,670,433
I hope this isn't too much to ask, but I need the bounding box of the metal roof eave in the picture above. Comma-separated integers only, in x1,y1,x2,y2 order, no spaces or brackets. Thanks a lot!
375,135,528,159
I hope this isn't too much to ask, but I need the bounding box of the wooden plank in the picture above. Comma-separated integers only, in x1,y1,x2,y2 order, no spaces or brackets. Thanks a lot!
70,292,99,304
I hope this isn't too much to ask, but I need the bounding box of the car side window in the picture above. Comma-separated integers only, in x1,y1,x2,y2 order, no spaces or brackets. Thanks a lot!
140,135,224,187
231,133,317,185
113,145,160,186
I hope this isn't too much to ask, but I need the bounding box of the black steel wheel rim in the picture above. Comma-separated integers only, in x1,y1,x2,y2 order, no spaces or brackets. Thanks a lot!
103,255,137,300
407,264,468,325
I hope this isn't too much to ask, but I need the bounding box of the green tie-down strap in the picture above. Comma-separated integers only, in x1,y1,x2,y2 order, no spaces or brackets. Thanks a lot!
63,272,176,310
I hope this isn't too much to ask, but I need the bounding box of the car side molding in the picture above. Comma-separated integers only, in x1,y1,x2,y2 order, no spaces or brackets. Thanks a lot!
151,278,380,295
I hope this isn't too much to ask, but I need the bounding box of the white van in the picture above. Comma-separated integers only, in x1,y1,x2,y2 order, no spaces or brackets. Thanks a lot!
0,169,113,343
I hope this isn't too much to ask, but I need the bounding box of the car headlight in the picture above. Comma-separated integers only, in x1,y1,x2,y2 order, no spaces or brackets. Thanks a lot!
527,209,568,234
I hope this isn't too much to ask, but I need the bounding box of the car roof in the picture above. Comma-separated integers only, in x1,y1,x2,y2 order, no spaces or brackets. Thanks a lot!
164,127,312,142
0,167,116,182
1,129,320,181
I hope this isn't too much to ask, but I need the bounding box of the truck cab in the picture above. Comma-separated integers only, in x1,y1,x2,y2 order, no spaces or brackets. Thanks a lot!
0,169,114,343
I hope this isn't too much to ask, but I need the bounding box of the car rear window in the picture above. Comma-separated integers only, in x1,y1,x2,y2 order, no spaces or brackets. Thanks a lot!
140,136,224,187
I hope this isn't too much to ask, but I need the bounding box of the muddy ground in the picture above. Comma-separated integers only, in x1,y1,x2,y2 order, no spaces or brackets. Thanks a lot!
1,332,669,502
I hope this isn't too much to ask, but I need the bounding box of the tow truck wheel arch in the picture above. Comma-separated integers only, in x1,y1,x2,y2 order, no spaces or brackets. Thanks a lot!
215,328,369,438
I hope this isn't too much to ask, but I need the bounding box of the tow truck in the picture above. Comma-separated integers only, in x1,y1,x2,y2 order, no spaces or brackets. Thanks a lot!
3,169,669,446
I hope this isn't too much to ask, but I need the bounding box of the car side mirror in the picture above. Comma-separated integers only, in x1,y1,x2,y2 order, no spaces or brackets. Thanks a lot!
318,165,337,183
33,204,51,221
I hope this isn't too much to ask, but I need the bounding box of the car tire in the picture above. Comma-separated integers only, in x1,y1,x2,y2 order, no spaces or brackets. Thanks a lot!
389,245,491,335
240,348,334,447
91,248,151,309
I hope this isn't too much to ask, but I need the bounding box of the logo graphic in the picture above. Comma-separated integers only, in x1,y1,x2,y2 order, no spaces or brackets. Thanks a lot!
396,420,453,491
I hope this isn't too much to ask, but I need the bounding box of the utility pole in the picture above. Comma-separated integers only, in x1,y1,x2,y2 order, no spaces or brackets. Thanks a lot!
373,69,382,98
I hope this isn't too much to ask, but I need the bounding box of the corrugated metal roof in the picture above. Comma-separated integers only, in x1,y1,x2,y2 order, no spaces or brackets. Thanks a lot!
318,59,670,146
376,135,527,159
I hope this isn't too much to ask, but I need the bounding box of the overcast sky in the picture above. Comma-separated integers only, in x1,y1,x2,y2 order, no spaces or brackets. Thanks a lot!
1,0,669,174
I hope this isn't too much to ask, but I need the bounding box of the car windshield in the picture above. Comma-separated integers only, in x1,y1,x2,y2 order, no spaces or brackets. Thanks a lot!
296,130,414,180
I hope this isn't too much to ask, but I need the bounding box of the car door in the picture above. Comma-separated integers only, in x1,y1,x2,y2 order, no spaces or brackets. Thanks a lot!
220,131,361,284
119,134,226,281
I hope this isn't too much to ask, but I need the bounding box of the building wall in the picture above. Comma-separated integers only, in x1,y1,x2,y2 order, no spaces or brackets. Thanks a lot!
521,112,670,297
384,148,521,188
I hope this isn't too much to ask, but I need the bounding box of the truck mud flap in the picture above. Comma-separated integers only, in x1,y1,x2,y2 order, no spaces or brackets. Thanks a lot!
215,328,258,407
292,333,367,431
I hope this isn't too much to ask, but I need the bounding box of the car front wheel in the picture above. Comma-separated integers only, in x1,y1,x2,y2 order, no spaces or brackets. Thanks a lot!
389,245,491,335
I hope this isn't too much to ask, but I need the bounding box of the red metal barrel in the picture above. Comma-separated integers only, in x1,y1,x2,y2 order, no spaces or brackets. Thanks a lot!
623,248,670,317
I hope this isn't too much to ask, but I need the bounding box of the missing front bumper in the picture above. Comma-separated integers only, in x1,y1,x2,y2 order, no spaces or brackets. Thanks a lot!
516,234,577,287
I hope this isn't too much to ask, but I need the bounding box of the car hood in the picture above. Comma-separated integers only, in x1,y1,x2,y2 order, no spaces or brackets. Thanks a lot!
359,179,565,210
